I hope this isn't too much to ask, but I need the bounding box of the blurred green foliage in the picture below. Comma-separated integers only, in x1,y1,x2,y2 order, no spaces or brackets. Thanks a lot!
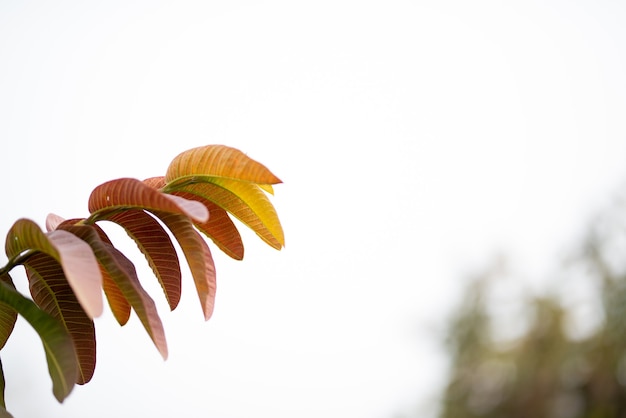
438,194,626,418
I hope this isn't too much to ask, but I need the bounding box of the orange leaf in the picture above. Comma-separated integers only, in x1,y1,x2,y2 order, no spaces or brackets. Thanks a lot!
25,253,96,385
101,266,131,326
143,176,166,190
165,145,282,186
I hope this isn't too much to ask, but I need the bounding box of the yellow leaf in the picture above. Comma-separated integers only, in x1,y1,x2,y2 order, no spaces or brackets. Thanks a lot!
180,181,284,250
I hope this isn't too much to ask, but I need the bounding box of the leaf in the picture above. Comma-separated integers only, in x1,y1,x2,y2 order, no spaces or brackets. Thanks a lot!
56,221,132,326
88,178,208,223
178,181,284,249
0,280,78,402
173,191,244,260
45,213,66,232
104,210,182,310
0,407,12,418
0,275,17,351
258,184,274,195
0,359,4,410
61,225,167,359
0,406,12,418
101,268,131,326
5,219,103,319
143,176,166,190
0,357,14,417
145,176,244,259
154,213,216,321
25,254,96,385
165,145,282,186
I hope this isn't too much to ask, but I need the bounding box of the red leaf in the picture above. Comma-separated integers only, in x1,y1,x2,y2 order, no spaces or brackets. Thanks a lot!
88,178,208,223
104,210,182,310
58,224,167,358
146,176,244,259
173,191,244,260
154,213,216,321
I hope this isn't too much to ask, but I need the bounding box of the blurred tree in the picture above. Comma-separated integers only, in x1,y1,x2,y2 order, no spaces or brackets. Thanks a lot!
437,193,626,418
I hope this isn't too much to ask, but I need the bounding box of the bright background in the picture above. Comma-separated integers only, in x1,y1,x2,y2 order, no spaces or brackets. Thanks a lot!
1,1,626,417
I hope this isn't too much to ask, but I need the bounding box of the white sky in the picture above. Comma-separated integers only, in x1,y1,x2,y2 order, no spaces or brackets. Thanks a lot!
1,1,626,417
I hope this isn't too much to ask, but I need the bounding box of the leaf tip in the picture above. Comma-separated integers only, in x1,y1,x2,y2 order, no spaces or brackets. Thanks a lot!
45,213,66,232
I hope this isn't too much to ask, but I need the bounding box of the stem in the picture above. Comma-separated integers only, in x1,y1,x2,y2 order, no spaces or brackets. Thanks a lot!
0,249,37,276
161,176,203,193
84,208,128,225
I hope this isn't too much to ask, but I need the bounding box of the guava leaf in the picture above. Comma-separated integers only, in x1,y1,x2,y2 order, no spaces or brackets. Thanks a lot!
5,219,103,319
165,144,282,185
101,268,131,326
204,177,284,247
174,191,244,260
54,221,132,326
104,210,182,310
103,244,167,358
0,405,11,418
88,178,208,224
25,254,95,385
59,224,167,357
178,182,283,249
0,357,13,417
61,225,167,359
0,275,17,351
154,213,216,321
144,176,244,260
0,280,77,402
45,213,66,232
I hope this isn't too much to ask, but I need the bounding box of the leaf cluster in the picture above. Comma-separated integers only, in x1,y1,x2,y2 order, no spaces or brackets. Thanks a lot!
0,145,284,417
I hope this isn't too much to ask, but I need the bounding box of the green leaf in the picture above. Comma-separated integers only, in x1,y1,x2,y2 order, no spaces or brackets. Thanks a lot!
5,219,103,319
0,275,17,351
0,281,77,402
0,357,12,417
25,254,96,385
